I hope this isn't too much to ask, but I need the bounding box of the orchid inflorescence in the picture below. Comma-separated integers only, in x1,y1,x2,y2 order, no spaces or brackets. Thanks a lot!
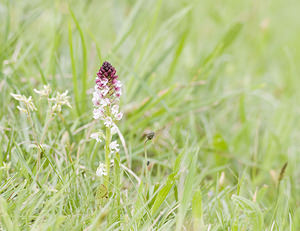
91,61,122,180
92,62,123,124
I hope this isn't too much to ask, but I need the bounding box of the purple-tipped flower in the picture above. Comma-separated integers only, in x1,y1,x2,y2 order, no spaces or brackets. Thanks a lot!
92,61,123,129
91,62,123,184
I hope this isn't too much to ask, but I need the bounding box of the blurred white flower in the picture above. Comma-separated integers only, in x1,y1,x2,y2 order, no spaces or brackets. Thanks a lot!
11,93,25,101
90,132,102,143
111,105,119,115
92,91,100,106
96,162,107,176
93,108,104,119
17,106,28,113
111,124,118,135
111,104,123,120
104,116,113,128
115,112,123,120
110,140,120,153
49,90,72,112
11,93,37,113
34,85,51,98
100,98,110,107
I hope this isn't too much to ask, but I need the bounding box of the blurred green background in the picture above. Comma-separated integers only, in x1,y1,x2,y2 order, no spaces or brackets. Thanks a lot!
1,0,300,230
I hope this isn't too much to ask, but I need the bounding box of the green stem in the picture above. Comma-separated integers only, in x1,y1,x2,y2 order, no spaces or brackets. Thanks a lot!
26,109,41,168
104,126,111,189
114,153,121,225
144,141,150,186
40,106,52,144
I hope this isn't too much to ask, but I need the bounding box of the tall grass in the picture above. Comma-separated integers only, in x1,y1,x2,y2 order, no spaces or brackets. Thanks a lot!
1,0,300,230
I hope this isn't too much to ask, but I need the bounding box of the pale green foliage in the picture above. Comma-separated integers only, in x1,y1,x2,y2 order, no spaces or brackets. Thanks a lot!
1,0,300,230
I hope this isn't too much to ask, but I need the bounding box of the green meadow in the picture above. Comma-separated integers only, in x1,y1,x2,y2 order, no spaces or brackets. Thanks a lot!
1,0,300,230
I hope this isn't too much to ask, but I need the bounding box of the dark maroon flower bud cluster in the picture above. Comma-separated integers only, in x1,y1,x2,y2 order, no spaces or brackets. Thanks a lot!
96,61,118,82
95,62,122,98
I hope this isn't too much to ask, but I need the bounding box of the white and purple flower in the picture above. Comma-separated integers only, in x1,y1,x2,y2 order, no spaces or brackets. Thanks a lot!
96,162,107,176
91,61,123,178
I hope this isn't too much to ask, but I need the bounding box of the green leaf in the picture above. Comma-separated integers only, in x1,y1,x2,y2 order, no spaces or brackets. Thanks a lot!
200,22,243,76
0,196,18,231
175,151,198,231
232,195,264,230
150,172,176,216
192,190,204,230
69,8,88,113
68,20,80,116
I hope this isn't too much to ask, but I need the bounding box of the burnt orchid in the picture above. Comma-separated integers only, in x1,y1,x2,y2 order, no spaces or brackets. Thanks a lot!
91,61,122,189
